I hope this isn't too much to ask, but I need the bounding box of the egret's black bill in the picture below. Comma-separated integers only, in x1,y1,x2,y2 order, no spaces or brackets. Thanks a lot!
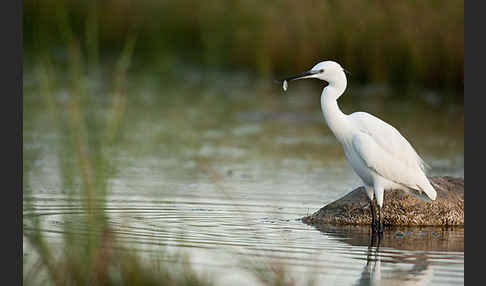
280,70,320,83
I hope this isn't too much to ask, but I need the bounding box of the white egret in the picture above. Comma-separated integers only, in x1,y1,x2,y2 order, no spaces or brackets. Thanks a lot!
281,60,437,232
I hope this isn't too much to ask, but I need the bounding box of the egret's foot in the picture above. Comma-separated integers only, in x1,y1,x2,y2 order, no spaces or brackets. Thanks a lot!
371,221,382,233
369,229,383,246
377,221,384,233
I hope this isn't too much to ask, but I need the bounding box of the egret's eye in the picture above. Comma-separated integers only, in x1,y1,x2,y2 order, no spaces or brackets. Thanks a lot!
319,69,325,73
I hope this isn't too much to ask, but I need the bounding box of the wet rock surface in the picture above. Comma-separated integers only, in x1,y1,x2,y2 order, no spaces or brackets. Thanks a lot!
302,176,464,226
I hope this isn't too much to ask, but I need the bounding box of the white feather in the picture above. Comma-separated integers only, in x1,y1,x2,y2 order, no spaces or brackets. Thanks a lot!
349,112,436,201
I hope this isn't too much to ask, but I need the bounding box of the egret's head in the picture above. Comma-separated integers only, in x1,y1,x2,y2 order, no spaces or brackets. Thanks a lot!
281,60,348,85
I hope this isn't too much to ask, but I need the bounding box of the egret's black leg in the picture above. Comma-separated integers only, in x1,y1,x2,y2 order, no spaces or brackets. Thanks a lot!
377,205,384,233
369,198,377,233
376,231,383,248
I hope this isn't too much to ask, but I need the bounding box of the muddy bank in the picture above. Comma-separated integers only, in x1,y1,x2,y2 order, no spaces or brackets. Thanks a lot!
302,176,464,226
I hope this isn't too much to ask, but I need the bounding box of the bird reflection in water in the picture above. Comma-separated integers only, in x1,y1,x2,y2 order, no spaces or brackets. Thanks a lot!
356,233,434,286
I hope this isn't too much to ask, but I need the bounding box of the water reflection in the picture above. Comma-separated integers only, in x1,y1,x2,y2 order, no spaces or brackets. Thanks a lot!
23,67,464,285
312,224,464,252
312,224,463,285
357,234,434,286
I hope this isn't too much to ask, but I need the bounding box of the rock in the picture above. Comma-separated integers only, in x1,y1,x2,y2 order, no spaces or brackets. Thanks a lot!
302,176,464,226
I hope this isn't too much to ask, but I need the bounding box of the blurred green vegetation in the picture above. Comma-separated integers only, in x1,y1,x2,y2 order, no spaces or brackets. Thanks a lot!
24,0,463,92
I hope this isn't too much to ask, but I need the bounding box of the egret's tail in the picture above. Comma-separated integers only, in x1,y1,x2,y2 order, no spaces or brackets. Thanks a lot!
408,179,437,202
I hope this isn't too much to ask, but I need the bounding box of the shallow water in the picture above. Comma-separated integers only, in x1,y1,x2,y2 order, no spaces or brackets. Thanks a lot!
23,67,464,285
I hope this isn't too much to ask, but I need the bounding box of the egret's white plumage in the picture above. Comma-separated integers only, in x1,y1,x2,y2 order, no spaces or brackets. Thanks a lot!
282,60,436,231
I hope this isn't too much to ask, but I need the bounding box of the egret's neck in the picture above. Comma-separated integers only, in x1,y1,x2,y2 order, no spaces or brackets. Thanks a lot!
329,72,347,97
320,83,349,142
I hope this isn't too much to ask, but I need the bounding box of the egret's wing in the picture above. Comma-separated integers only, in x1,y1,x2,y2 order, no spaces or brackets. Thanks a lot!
351,131,422,191
350,112,429,173
349,112,436,201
